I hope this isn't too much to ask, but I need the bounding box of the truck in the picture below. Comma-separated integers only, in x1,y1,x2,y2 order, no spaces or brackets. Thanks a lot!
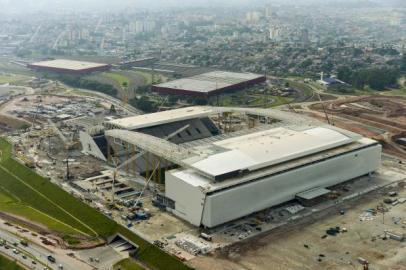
200,233,212,241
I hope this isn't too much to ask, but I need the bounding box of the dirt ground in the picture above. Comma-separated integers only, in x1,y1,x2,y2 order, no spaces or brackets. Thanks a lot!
307,95,406,159
189,184,406,270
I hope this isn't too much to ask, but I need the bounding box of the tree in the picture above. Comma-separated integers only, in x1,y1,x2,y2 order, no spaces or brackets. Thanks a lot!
299,59,313,68
337,66,400,90
401,54,406,73
130,96,156,113
337,66,353,83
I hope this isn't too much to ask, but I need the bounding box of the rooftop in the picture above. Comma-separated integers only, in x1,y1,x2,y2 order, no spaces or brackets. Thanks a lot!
170,134,378,193
186,127,360,179
29,59,109,71
105,106,214,130
154,71,265,93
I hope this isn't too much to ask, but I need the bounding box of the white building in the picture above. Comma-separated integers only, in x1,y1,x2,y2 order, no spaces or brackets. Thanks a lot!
165,126,381,228
269,26,281,41
246,11,262,23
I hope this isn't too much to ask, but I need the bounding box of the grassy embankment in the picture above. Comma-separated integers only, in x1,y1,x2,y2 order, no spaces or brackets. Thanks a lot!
0,138,193,270
114,258,145,270
0,254,26,270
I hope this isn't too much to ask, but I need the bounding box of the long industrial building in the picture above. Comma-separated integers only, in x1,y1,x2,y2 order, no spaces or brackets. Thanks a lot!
28,59,111,75
152,71,266,98
81,106,381,228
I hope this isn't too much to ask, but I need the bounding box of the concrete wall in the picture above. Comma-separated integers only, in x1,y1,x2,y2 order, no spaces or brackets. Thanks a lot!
202,144,381,227
79,131,107,161
166,144,381,228
165,173,206,226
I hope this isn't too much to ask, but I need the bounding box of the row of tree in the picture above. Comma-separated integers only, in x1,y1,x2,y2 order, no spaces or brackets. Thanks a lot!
57,75,118,97
337,66,401,90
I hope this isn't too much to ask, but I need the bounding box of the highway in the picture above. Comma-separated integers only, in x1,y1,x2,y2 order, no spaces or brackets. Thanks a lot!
0,228,56,269
0,221,93,270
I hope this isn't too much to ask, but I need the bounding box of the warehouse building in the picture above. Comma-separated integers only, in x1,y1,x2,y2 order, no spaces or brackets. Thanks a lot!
27,59,111,75
152,71,266,98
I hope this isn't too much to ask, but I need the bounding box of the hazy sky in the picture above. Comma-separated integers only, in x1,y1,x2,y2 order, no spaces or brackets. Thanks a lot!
0,0,262,13
0,0,404,13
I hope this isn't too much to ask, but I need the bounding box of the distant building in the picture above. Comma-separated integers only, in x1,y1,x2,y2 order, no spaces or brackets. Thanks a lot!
265,6,273,18
246,11,262,23
300,28,310,44
269,26,281,40
317,73,345,88
131,20,156,34
27,59,111,75
152,71,266,98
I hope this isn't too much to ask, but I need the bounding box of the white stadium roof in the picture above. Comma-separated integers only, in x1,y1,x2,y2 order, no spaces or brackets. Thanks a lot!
169,128,377,192
188,127,360,178
106,106,214,130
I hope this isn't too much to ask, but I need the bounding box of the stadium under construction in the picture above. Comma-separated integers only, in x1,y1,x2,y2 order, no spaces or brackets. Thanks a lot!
80,106,382,228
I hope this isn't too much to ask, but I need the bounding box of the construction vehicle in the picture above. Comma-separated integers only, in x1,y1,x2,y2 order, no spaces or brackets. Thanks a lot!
16,153,35,168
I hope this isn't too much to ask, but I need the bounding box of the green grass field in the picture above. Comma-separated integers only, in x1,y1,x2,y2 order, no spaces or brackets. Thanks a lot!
104,72,130,87
0,254,25,270
0,138,193,270
0,74,30,84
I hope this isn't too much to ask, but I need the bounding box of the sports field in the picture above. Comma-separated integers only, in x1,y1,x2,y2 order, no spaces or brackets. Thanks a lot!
0,138,192,270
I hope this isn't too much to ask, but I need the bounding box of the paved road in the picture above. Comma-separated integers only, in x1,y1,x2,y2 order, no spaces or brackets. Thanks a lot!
0,228,56,269
60,82,141,115
0,223,93,270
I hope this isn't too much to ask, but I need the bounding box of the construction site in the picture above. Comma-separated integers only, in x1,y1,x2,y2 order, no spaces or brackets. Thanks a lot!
308,95,406,159
0,87,405,269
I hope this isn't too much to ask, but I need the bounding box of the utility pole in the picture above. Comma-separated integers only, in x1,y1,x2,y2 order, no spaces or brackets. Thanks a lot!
65,156,70,181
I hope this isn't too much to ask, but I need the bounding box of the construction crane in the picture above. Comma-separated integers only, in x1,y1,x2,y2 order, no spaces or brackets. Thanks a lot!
47,119,78,180
315,71,333,124
109,124,190,204
315,91,331,125
47,119,78,150
30,102,42,131
64,155,72,181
